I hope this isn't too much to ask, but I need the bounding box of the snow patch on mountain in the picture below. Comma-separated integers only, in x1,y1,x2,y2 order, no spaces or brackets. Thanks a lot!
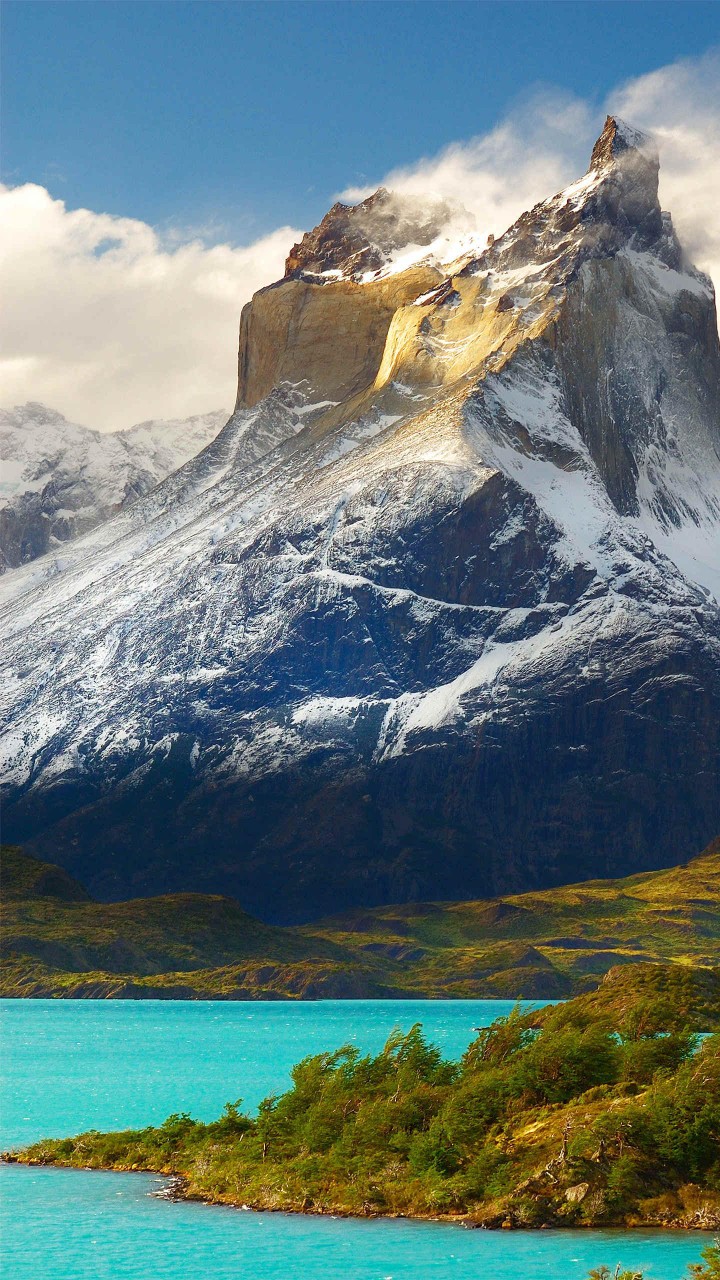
0,402,228,570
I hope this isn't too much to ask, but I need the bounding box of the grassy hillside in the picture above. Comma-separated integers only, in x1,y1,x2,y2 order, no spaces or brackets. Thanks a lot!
1,845,90,903
9,964,720,1231
1,842,718,999
311,842,720,996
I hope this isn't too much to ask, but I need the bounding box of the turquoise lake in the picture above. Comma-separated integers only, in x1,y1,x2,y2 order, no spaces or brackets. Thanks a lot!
0,999,711,1279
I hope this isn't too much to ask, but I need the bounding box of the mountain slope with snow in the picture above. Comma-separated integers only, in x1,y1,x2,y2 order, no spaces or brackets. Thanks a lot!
1,118,719,921
0,403,227,569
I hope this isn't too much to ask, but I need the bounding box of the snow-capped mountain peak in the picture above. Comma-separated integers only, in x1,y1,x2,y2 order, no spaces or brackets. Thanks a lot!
1,119,718,921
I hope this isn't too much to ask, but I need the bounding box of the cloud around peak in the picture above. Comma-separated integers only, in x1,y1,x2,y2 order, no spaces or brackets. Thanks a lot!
610,49,720,286
342,49,720,293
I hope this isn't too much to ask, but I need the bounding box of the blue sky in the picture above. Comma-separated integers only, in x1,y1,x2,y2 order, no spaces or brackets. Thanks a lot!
3,0,719,240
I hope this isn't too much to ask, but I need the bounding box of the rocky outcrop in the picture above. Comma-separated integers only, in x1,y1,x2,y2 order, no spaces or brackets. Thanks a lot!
0,119,719,920
284,187,465,279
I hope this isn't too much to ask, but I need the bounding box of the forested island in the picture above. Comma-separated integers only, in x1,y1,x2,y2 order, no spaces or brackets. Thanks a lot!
9,965,719,1233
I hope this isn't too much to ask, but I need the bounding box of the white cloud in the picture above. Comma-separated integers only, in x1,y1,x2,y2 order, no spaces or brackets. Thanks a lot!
343,49,720,294
0,184,298,430
1,52,717,433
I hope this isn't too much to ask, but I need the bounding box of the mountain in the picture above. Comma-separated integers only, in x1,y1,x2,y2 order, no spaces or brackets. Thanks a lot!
1,117,719,920
0,402,227,569
1,840,718,999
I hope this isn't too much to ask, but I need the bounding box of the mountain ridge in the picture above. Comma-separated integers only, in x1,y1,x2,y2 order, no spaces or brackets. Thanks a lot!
0,402,228,569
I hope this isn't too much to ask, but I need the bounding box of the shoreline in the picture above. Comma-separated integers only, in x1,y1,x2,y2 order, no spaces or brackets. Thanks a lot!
5,969,718,1238
4,1157,720,1233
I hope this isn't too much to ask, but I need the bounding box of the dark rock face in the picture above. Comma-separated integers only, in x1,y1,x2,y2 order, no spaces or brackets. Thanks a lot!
551,254,720,516
1,119,719,921
3,510,718,923
0,475,146,570
0,503,54,570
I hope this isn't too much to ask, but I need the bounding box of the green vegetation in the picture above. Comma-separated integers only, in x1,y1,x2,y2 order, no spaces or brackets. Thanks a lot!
2,841,719,1000
10,965,720,1230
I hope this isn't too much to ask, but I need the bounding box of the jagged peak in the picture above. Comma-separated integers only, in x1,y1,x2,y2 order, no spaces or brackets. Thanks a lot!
465,113,665,281
284,187,469,282
0,401,70,428
589,115,658,172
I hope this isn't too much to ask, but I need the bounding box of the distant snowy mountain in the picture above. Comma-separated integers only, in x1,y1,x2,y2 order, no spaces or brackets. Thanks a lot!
1,117,719,921
0,403,228,568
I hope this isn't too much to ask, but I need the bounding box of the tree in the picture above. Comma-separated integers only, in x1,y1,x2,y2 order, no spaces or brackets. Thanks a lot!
687,1240,720,1279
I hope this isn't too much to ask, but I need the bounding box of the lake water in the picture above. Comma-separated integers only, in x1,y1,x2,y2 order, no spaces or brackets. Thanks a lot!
0,999,711,1279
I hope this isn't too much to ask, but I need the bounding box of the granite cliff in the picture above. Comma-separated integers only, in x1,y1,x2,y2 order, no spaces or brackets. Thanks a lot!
1,117,718,920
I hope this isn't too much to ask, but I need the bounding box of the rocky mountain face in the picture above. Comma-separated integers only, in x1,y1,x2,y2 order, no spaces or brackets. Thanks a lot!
1,117,719,922
283,187,468,279
0,403,227,569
